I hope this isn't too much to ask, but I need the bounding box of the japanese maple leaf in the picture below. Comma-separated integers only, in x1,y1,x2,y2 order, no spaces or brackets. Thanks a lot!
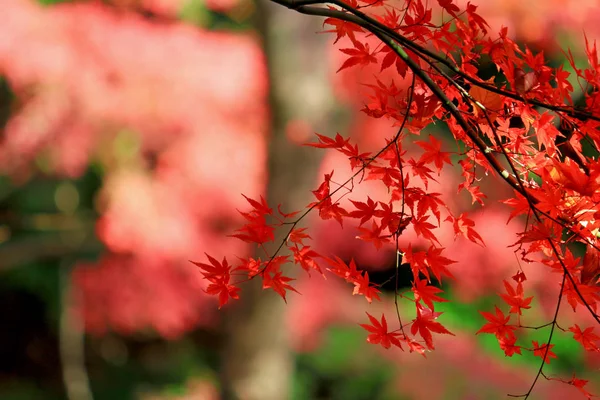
375,201,403,233
192,256,240,308
476,306,517,341
417,193,443,224
359,312,403,349
241,194,272,216
306,132,351,150
408,158,436,189
564,280,600,313
229,213,274,244
411,305,454,350
532,340,557,364
499,279,533,315
349,197,378,226
446,213,485,246
465,3,489,34
411,215,441,245
233,256,261,278
415,135,452,173
337,40,378,72
437,0,459,17
533,112,560,152
288,227,311,245
262,271,299,303
290,245,323,276
322,18,364,44
568,375,593,399
352,271,381,303
205,279,241,309
425,246,456,283
190,254,232,282
379,45,409,77
356,221,387,249
568,324,600,352
498,335,522,357
412,279,448,310
503,191,530,223
324,256,361,281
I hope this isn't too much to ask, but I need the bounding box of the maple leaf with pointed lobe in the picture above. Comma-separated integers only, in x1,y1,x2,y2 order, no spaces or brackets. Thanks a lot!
191,253,232,281
356,221,388,249
412,279,448,310
564,280,600,313
411,305,454,350
417,193,443,225
476,306,517,341
437,0,459,16
262,271,299,303
408,158,436,189
499,279,533,315
288,227,311,245
337,40,378,72
532,340,557,364
322,18,364,44
349,197,378,226
205,280,241,309
324,256,361,281
568,324,600,352
446,213,484,246
191,255,240,308
306,133,351,150
569,375,593,399
425,246,456,282
359,313,404,349
415,135,452,173
498,335,522,357
290,244,323,276
352,271,381,303
412,215,441,245
503,191,530,223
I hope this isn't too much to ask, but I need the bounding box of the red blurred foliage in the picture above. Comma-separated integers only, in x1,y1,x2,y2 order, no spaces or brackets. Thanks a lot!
0,0,267,337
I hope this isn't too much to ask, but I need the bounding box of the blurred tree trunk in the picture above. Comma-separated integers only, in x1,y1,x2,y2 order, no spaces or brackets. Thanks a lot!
219,2,339,400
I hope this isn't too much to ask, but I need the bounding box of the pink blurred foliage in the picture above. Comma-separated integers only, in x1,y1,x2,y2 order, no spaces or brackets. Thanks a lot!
0,0,267,337
456,0,600,49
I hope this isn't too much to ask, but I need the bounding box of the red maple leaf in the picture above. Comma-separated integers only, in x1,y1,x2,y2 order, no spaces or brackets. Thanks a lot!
498,335,522,357
337,40,378,72
411,305,454,350
415,135,452,173
205,280,240,309
322,18,364,44
412,279,448,310
191,253,232,281
262,271,299,303
568,324,600,352
411,215,441,245
349,197,379,226
499,279,533,315
532,340,557,364
356,221,388,249
351,271,382,303
425,246,456,283
359,312,404,349
290,244,323,276
446,213,485,246
476,306,517,341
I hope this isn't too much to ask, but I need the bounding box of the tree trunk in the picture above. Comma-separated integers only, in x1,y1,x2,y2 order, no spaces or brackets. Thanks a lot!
219,2,339,399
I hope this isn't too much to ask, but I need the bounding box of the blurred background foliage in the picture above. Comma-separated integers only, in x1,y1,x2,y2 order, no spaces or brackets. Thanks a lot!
0,0,599,399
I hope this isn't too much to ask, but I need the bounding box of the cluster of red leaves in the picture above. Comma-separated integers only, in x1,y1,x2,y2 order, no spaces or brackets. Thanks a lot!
198,0,600,396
